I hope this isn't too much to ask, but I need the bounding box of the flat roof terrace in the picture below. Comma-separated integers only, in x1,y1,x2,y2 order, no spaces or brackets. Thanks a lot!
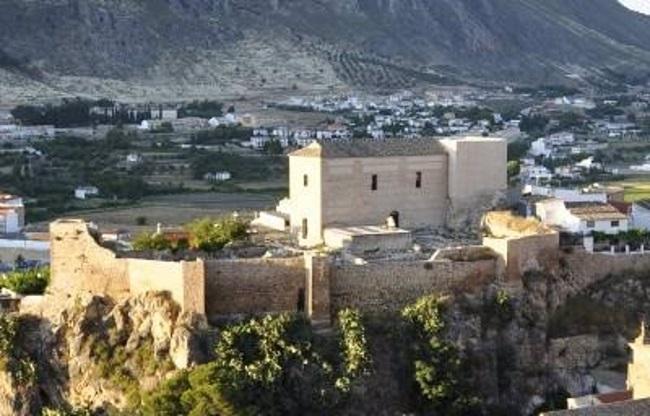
324,225,413,252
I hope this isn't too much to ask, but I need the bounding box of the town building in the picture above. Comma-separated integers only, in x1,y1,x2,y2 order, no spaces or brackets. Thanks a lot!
74,186,99,200
0,194,24,235
631,200,650,231
280,136,506,247
535,200,628,235
203,172,232,182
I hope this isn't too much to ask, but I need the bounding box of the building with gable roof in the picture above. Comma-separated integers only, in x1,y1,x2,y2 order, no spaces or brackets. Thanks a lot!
281,136,506,247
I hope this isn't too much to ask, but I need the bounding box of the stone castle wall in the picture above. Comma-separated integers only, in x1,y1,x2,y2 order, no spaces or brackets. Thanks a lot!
203,256,306,322
557,250,650,305
51,219,650,324
330,258,497,313
50,220,130,300
49,220,205,314
484,232,560,283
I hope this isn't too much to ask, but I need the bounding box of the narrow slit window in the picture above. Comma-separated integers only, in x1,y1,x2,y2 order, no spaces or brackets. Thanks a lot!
303,174,308,187
416,171,422,188
371,174,378,191
302,218,308,239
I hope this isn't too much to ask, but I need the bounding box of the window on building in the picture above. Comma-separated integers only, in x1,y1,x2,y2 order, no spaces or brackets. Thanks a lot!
303,175,308,187
611,220,620,227
371,174,378,191
416,171,422,189
587,220,595,228
302,219,308,240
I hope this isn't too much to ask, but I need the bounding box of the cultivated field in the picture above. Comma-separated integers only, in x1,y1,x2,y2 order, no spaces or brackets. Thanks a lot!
608,178,650,202
50,192,282,232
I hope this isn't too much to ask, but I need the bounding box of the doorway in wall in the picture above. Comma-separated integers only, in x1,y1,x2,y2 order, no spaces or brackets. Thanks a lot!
389,211,400,228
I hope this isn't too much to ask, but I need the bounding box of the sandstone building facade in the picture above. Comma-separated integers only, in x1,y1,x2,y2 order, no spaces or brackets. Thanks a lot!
285,137,507,246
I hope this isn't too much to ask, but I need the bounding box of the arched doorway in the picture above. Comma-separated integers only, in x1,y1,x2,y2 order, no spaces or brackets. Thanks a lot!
389,211,400,228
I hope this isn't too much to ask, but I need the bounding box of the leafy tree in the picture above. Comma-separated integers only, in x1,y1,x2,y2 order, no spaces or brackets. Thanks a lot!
140,312,372,415
507,139,531,161
336,309,371,392
185,217,248,252
401,295,481,415
262,139,283,155
190,126,252,145
0,267,50,295
42,406,93,416
507,160,521,179
104,127,134,150
153,122,174,133
519,115,549,136
132,232,173,251
178,100,224,119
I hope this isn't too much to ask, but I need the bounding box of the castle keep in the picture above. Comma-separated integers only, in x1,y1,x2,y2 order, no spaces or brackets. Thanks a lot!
283,137,507,247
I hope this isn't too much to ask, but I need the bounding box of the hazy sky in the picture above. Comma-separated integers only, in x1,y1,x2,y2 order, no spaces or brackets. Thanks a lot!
619,0,650,15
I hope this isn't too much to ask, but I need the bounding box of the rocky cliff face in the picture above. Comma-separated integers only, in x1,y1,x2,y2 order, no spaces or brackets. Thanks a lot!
1,292,211,415
2,0,650,102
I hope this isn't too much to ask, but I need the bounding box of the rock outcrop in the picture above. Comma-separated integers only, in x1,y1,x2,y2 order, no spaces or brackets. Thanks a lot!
1,291,211,414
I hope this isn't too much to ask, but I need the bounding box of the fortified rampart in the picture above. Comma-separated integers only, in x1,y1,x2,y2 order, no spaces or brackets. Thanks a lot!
330,258,497,313
50,220,205,315
48,220,504,323
204,257,306,322
49,218,650,325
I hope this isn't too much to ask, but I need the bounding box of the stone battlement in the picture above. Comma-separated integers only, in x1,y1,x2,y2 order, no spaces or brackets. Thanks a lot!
48,219,576,323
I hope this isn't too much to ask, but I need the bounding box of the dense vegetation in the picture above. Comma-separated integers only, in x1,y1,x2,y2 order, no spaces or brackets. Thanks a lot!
189,150,282,181
140,310,371,415
0,314,36,384
401,296,481,415
11,98,151,127
131,295,482,416
132,217,248,253
190,126,253,145
178,100,224,119
0,266,50,295
0,128,180,222
519,114,549,137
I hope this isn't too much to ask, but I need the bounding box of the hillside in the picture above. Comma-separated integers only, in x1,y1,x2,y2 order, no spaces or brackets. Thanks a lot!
2,0,650,102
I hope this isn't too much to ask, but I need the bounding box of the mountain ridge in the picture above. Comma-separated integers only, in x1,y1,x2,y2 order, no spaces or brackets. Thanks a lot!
2,0,650,102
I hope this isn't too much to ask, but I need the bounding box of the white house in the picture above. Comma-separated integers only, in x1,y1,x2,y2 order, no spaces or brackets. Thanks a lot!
522,165,553,183
631,200,650,231
536,199,628,235
530,138,550,158
547,132,575,146
75,186,99,200
0,194,24,234
204,172,232,182
295,137,316,148
250,136,271,149
524,185,608,204
138,120,151,131
126,153,142,164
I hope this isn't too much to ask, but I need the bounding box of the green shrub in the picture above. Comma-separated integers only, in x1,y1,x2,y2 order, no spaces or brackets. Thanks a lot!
0,266,50,295
0,315,36,384
401,295,481,415
185,217,247,252
42,407,93,416
337,309,371,390
140,313,372,415
132,232,173,251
